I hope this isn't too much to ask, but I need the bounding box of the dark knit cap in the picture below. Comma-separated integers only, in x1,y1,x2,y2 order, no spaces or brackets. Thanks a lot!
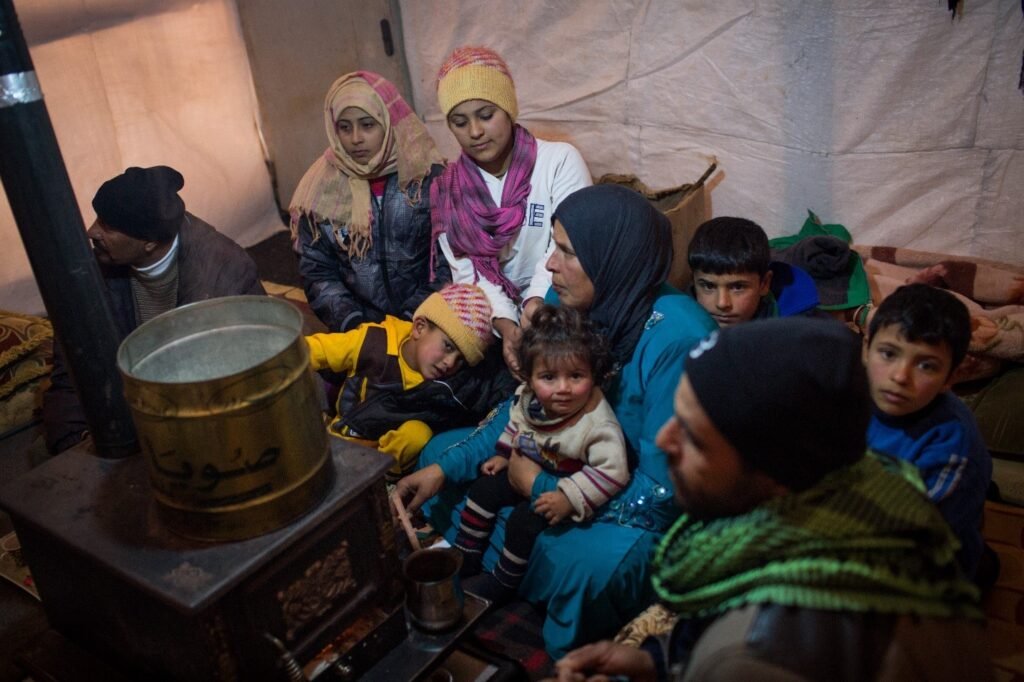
771,235,851,306
92,166,186,242
684,317,870,491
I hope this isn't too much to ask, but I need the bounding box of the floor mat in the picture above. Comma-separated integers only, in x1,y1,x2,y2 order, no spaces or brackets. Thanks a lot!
0,531,37,600
468,600,553,680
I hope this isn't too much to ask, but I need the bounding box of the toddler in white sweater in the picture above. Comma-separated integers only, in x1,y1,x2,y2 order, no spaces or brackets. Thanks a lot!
454,305,629,603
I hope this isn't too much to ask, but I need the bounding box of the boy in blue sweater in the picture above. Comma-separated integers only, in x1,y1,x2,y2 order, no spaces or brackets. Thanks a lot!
863,283,992,579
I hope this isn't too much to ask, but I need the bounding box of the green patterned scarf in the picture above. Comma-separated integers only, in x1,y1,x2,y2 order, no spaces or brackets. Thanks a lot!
652,453,982,620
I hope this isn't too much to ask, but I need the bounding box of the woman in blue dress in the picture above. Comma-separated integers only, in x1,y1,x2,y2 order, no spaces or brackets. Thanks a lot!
396,184,716,657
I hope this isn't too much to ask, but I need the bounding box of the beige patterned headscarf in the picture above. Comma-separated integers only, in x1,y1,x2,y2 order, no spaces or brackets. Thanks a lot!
289,71,444,259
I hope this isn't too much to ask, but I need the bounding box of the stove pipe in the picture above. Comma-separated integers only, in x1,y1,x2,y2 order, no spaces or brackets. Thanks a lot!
0,0,137,458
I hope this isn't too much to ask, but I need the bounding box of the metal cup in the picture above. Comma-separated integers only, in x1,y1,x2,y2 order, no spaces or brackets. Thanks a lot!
402,548,464,632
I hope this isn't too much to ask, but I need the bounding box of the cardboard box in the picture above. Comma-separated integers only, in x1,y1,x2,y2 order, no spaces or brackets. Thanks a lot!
597,163,716,292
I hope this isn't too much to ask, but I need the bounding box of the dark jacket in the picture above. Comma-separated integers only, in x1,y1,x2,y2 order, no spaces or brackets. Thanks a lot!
298,166,450,332
644,604,993,681
42,214,266,453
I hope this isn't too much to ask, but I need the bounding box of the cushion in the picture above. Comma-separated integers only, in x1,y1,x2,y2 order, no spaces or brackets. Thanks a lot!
0,312,53,420
0,376,47,436
0,311,52,370
0,341,52,402
965,364,1024,458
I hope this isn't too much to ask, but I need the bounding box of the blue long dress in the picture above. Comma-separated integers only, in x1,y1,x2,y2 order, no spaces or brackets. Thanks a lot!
418,284,715,657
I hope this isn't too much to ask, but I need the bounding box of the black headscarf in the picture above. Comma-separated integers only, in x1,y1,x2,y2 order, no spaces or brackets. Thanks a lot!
552,184,672,366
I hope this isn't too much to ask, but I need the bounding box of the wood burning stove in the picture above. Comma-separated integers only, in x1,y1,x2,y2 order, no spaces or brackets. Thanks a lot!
0,437,407,681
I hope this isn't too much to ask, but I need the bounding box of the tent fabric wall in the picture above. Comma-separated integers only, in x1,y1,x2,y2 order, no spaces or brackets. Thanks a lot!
0,0,282,315
236,0,413,217
3,1,1022,316
399,0,1024,268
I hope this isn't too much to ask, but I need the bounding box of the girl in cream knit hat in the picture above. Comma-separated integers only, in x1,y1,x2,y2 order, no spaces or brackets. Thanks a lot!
429,46,592,377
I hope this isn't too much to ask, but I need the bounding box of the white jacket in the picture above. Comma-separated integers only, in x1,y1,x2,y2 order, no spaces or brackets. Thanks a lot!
438,138,592,326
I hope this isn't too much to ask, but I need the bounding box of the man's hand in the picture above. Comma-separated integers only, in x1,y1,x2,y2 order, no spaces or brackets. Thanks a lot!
508,453,542,497
493,317,524,380
481,455,509,475
394,464,445,513
554,641,658,682
535,490,573,525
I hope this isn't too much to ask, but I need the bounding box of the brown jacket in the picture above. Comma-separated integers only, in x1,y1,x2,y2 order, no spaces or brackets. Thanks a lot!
43,215,265,453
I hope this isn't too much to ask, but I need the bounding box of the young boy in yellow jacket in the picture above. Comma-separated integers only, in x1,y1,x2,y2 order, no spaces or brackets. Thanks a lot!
306,283,493,476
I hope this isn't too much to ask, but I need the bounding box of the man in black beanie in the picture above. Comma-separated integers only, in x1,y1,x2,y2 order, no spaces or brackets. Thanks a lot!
555,317,992,681
43,165,265,454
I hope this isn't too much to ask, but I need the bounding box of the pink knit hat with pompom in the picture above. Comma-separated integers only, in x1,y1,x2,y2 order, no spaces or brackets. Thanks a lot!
414,284,493,366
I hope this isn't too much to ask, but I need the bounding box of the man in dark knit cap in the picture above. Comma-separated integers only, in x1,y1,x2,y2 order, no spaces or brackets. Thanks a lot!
555,317,992,682
43,165,265,454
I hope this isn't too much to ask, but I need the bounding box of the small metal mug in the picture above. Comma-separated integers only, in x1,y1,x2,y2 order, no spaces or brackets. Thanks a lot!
402,547,464,632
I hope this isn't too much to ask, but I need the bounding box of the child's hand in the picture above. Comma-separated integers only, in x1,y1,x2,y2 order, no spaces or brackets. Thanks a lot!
534,491,573,525
481,455,509,475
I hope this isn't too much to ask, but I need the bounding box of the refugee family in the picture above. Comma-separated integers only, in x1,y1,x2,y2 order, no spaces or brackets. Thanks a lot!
43,46,996,680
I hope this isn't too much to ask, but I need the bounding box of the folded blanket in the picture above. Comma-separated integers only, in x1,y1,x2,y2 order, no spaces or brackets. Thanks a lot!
855,246,1024,374
853,245,1024,306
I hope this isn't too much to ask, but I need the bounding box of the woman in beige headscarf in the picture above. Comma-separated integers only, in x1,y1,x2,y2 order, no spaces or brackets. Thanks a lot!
290,71,448,332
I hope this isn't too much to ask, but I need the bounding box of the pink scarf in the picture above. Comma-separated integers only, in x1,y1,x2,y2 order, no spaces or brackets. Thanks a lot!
430,125,538,301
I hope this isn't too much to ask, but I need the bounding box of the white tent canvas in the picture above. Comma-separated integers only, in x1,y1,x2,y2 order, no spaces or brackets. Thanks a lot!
402,0,1024,261
1,0,1022,316
0,0,283,315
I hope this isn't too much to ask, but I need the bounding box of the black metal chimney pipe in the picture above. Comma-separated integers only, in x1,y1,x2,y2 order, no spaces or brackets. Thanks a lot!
0,0,137,457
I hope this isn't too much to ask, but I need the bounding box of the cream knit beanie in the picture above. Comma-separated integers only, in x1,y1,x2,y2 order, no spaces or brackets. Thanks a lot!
436,46,518,120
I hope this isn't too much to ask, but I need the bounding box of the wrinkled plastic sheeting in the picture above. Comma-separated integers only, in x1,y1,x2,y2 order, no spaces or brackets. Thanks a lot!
400,0,1024,266
0,0,281,314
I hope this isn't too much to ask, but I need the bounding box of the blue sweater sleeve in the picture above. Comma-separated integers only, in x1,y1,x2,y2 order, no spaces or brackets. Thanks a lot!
435,400,512,484
914,426,970,503
870,413,984,511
